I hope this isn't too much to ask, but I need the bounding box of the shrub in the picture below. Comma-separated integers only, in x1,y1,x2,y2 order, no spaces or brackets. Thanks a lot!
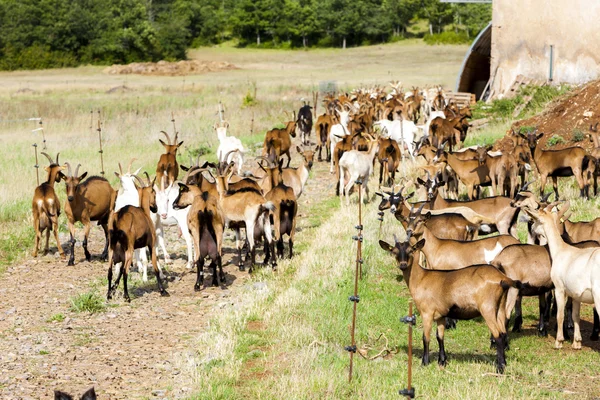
519,126,536,134
572,129,585,142
69,291,105,313
547,135,565,146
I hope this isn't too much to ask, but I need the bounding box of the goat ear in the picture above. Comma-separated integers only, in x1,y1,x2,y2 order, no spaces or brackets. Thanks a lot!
536,133,544,141
416,177,426,185
181,165,190,171
53,391,74,400
114,171,120,178
296,146,302,154
81,387,97,400
177,141,184,147
405,192,414,200
379,240,395,253
79,172,88,181
414,238,426,250
177,182,188,191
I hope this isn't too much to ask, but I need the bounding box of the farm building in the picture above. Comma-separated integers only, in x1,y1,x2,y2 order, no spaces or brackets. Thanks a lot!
457,0,600,99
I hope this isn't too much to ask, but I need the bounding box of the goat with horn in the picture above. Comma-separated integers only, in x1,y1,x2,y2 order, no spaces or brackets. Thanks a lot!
63,162,116,265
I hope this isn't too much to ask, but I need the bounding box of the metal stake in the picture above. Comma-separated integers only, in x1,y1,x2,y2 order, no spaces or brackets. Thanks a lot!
39,120,46,150
347,180,364,382
33,143,39,186
171,111,177,134
97,120,105,176
218,101,225,123
400,301,415,399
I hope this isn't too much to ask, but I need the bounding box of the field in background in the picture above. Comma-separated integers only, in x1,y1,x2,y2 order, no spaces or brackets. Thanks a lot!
2,41,599,399
0,41,467,267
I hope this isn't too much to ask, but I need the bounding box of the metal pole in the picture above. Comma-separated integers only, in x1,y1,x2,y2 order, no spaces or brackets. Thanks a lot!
40,119,46,150
400,301,415,399
549,45,554,82
218,101,225,123
90,109,94,136
33,143,39,186
347,179,364,382
97,120,105,176
171,111,177,134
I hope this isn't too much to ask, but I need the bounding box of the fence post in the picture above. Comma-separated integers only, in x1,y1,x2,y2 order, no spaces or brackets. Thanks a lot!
346,179,364,382
399,301,415,399
97,119,105,176
33,143,39,186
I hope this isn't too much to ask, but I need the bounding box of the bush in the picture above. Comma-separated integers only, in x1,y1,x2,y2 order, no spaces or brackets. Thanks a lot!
423,31,471,45
547,135,565,146
69,291,105,313
572,129,585,142
519,126,536,134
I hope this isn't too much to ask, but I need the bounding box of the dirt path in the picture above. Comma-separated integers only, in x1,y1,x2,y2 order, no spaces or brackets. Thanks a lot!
0,151,335,399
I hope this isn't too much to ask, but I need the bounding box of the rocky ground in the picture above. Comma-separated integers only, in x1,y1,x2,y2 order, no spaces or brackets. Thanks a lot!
0,152,335,399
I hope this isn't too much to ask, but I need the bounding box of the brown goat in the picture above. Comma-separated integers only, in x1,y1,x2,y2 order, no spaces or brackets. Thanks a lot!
156,131,183,187
173,182,225,289
407,220,520,269
263,159,298,259
63,163,116,266
491,244,554,335
430,116,469,151
315,113,334,161
434,148,490,199
380,233,517,373
377,137,401,187
263,119,297,167
281,146,315,199
107,176,168,302
521,129,589,199
32,152,66,259
476,148,519,198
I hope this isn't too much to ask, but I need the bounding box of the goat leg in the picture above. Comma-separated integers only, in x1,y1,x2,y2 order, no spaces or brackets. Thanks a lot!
512,296,523,332
436,318,447,367
106,261,114,300
83,222,92,261
195,257,204,292
288,237,293,259
495,333,507,374
123,258,131,303
151,246,169,297
591,308,600,341
538,293,548,337
68,234,76,266
217,255,225,284
100,223,109,261
421,317,433,366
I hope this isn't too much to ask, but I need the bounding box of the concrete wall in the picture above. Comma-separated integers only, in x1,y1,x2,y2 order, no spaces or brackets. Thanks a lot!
491,0,600,96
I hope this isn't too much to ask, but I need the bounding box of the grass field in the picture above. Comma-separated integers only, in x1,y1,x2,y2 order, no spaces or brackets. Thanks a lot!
2,40,600,399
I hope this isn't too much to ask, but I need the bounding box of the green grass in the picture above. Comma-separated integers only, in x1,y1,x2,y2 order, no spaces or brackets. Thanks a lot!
69,291,106,313
185,192,600,399
46,313,65,322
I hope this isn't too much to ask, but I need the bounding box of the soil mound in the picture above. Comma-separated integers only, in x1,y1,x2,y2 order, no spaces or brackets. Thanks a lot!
103,60,238,76
510,80,600,150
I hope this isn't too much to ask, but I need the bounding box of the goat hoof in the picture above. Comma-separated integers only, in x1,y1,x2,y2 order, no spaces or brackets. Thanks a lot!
212,280,219,287
194,284,201,292
67,259,75,266
591,332,599,341
421,358,430,367
538,329,548,337
512,325,521,333
160,290,170,297
496,363,506,374
125,296,131,303
239,264,245,272
572,341,582,350
554,340,563,349
220,274,226,283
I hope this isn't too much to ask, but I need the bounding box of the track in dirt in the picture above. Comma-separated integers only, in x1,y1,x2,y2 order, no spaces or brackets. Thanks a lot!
0,150,335,400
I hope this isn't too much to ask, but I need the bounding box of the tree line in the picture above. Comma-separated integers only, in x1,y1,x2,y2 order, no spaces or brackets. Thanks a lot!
0,0,491,70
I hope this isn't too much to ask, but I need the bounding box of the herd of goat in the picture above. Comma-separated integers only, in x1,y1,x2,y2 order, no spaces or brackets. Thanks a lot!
30,83,600,374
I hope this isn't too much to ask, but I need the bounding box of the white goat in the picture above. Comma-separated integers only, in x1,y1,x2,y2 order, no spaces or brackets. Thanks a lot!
374,119,418,160
329,109,351,173
525,201,600,350
338,141,380,205
155,181,194,270
215,122,245,175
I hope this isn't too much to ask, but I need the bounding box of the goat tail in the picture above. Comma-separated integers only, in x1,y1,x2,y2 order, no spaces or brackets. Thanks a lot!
261,201,276,213
500,279,523,290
